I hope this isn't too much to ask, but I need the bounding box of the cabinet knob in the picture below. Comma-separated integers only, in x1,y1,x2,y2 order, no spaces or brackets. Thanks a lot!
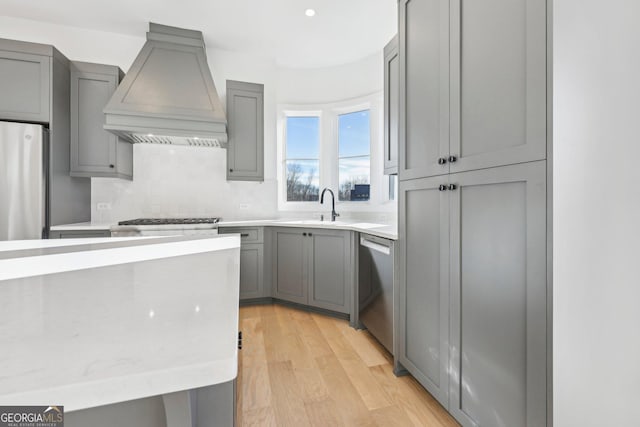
308,232,313,236
438,184,447,192
437,157,447,165
448,184,457,191
303,232,307,236
448,155,458,163
229,168,234,172
109,164,115,168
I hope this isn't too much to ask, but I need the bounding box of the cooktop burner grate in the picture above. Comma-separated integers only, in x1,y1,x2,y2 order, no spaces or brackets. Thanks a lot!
118,218,221,226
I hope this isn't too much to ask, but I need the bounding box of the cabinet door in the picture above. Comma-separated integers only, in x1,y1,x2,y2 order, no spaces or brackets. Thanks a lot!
70,70,119,176
448,161,546,427
383,36,399,175
398,0,450,180
0,50,50,123
398,175,450,407
239,244,264,300
226,80,264,181
272,228,307,305
308,229,352,314
449,0,547,173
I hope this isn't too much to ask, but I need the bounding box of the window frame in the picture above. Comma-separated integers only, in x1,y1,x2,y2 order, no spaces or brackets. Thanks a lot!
278,93,396,212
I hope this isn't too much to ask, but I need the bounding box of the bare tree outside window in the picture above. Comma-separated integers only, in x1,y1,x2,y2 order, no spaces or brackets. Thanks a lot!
287,163,319,201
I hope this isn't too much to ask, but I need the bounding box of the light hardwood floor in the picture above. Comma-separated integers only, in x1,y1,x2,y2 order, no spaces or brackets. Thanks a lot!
237,304,459,426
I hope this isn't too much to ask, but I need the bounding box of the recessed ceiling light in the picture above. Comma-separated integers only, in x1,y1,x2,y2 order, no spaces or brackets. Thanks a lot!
305,8,316,17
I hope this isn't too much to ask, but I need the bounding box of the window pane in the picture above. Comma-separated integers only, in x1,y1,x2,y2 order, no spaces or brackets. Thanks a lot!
338,110,370,202
286,116,319,159
339,156,370,201
338,110,370,157
286,160,320,201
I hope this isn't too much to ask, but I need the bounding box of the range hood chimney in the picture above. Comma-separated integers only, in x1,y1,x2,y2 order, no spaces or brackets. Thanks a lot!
104,23,227,147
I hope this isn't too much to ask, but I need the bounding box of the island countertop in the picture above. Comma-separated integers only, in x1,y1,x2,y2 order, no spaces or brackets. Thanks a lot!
0,235,240,412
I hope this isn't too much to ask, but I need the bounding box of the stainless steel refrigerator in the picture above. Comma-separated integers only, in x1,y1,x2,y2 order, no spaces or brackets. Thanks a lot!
0,120,90,240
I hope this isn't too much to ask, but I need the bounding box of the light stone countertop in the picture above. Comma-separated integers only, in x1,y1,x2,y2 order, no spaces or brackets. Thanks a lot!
49,222,112,231
218,218,398,240
0,235,240,411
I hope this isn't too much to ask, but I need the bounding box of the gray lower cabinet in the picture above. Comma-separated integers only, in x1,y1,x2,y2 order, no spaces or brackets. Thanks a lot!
0,47,50,123
383,35,399,175
70,61,132,179
218,227,267,301
308,229,352,314
272,228,307,305
238,244,264,300
272,227,352,315
399,161,547,426
448,161,547,427
226,80,264,181
398,174,450,406
49,229,111,238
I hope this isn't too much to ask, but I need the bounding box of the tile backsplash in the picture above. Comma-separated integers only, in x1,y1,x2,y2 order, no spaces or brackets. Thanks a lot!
91,143,279,223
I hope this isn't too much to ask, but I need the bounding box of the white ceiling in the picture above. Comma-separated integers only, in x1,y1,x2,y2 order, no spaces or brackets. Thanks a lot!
0,0,398,68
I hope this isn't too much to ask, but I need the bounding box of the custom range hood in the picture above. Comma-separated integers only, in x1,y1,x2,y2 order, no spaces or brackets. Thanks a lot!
104,23,227,147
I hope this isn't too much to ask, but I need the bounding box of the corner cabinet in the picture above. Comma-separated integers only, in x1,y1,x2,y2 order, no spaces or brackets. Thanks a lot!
272,227,352,314
226,80,264,181
383,35,399,175
70,61,132,180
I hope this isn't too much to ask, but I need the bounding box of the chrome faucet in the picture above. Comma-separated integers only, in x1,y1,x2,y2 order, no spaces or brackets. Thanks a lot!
320,188,340,222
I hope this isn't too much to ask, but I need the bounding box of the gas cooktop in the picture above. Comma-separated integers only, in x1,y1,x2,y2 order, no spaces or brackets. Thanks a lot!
118,218,221,226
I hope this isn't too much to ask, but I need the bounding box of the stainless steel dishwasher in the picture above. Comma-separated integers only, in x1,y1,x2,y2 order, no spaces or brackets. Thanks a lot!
358,233,394,354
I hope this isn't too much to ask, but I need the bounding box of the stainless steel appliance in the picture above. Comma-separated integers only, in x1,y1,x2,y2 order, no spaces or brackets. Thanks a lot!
111,217,221,237
0,121,48,240
1,120,90,241
358,234,394,353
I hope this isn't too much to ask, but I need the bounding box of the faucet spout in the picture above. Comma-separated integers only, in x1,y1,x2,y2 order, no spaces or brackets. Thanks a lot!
320,188,340,222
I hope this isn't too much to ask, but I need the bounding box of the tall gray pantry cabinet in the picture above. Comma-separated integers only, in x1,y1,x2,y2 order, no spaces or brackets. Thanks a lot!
396,0,550,426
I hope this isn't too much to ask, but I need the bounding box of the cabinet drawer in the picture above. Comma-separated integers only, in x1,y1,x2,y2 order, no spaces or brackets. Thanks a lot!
218,227,263,243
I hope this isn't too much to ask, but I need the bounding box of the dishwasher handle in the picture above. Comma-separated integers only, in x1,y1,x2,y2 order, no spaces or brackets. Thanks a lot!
360,237,391,255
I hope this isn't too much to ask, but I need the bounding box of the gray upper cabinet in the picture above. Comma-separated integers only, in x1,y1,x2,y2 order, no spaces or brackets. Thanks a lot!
448,161,547,427
448,0,547,173
308,229,351,314
70,61,132,180
226,80,264,181
398,175,450,407
0,49,50,123
398,0,546,180
398,0,450,181
272,228,308,305
383,35,399,175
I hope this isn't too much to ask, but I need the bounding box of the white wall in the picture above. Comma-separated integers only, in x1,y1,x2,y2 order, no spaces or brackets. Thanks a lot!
0,16,390,222
277,52,383,104
554,1,640,425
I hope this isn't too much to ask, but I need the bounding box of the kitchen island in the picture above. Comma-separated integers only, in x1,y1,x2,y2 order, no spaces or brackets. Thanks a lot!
0,235,240,427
